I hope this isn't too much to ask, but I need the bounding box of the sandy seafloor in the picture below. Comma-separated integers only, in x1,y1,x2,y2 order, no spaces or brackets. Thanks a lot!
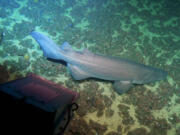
0,0,180,135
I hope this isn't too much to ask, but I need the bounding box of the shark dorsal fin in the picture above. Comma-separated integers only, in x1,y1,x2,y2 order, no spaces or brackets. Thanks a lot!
60,42,72,51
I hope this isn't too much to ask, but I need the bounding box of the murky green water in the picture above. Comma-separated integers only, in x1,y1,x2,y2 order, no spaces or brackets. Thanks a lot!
0,0,180,135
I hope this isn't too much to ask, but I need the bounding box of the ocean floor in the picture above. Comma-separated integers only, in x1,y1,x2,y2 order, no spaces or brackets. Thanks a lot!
0,0,180,135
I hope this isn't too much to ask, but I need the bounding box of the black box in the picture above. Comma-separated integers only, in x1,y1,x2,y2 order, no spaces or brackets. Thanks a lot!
0,74,79,135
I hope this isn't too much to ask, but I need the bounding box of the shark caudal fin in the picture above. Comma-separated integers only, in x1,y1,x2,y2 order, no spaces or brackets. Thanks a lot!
31,31,63,59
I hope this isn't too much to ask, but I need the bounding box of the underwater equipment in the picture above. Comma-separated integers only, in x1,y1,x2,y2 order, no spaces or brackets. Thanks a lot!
0,73,79,135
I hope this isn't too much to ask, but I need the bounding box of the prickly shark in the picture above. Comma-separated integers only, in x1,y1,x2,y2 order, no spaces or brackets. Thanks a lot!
30,31,167,94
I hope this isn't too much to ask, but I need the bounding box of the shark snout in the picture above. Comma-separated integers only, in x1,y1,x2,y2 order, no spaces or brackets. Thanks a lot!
158,70,168,80
150,69,168,82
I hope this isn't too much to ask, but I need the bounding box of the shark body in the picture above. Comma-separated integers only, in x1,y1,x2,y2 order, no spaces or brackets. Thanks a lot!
31,31,167,94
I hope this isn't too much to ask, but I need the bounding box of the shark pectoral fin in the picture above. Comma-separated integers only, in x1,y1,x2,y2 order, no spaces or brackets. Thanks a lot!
67,64,90,80
113,81,133,94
